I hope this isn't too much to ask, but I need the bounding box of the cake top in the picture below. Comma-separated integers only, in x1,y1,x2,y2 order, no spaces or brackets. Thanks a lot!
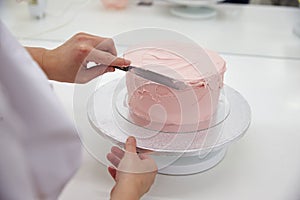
124,47,226,82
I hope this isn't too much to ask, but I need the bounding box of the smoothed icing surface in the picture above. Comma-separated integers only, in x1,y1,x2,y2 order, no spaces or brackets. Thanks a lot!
125,48,226,82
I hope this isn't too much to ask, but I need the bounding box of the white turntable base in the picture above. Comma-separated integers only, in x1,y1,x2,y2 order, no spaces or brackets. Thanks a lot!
166,0,221,19
171,6,217,20
87,77,251,176
156,147,227,175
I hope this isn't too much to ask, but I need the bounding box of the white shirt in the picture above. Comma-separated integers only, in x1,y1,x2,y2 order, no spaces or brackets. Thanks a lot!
0,21,81,200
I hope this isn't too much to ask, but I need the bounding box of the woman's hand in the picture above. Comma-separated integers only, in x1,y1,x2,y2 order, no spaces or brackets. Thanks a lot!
26,32,130,83
107,137,157,200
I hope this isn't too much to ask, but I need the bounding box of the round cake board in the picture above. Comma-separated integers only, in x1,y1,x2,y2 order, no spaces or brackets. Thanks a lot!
87,77,251,175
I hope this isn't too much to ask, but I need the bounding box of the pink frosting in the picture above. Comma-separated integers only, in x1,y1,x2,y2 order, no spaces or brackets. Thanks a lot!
125,48,226,132
101,0,128,9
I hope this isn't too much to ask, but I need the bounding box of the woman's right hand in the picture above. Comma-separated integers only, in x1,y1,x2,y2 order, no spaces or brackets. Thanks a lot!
27,32,130,83
107,136,157,200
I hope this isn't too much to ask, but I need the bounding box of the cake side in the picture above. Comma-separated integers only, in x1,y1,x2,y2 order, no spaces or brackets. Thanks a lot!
125,48,226,132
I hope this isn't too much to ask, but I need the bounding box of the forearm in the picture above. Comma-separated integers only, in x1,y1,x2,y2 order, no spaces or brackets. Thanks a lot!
25,47,46,68
25,47,49,75
25,47,57,80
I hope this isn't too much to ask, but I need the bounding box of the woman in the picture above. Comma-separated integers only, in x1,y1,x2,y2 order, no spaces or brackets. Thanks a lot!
0,21,157,200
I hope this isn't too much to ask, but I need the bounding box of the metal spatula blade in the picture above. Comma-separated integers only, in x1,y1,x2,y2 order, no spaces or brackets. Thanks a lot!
113,65,188,90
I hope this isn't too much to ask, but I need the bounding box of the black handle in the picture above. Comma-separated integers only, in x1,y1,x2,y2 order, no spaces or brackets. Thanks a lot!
112,66,132,72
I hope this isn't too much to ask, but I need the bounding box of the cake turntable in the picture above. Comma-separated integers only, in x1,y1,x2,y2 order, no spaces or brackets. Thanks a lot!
87,76,251,175
165,0,222,19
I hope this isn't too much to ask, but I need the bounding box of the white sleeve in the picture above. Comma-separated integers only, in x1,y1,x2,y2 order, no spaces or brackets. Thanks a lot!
0,88,35,200
0,21,82,200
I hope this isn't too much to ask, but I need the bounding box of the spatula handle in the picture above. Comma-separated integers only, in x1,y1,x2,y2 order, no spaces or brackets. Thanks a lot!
112,66,132,72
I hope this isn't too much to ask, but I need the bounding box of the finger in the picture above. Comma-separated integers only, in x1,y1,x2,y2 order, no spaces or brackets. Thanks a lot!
111,57,131,67
76,65,114,83
107,153,121,168
87,49,115,65
136,147,153,160
86,64,115,76
95,38,117,56
125,136,137,153
88,49,130,66
82,35,117,56
138,153,150,160
73,32,107,51
111,146,125,160
108,166,117,181
72,33,117,56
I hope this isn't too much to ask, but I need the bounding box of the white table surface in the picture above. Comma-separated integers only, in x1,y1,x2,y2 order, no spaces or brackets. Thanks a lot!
3,1,300,199
2,0,300,59
19,39,300,200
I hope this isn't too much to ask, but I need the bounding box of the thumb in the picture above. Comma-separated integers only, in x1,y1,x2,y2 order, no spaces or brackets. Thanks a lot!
125,136,137,153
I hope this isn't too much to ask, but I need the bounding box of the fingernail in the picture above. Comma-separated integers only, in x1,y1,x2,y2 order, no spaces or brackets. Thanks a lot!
127,136,134,144
108,166,114,170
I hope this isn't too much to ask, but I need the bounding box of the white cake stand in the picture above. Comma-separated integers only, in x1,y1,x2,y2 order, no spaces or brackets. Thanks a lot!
87,76,251,175
165,0,221,19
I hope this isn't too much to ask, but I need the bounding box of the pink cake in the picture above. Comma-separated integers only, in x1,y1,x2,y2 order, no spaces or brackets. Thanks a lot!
101,0,128,9
124,47,226,132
